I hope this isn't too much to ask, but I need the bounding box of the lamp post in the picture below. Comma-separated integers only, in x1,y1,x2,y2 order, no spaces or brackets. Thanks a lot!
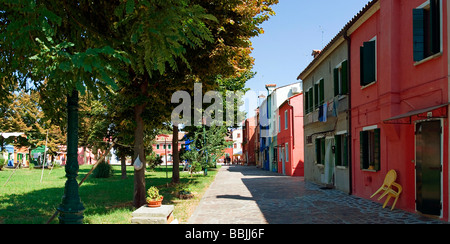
57,90,85,224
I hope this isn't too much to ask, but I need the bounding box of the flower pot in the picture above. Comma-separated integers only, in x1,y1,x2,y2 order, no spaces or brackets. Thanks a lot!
147,196,163,208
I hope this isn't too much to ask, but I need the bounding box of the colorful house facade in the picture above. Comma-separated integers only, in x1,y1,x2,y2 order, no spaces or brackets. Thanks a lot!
298,31,351,192
243,116,257,166
276,93,304,176
152,133,186,163
349,0,449,221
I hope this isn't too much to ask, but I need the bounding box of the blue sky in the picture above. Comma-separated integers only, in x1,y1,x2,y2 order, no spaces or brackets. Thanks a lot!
244,0,371,118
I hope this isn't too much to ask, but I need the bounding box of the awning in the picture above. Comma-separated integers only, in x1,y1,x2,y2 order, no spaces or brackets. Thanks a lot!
383,103,450,124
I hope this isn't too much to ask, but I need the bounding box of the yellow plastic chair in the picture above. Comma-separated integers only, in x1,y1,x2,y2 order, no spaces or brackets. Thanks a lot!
370,169,397,199
381,182,402,211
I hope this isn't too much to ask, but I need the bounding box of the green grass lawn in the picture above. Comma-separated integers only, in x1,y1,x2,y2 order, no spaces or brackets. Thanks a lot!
0,164,219,224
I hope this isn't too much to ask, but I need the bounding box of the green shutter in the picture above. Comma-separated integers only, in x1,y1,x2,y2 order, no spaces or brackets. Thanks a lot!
305,90,309,113
320,138,325,165
309,88,314,113
413,8,425,61
314,83,319,109
374,128,381,171
315,138,321,164
360,131,368,169
334,68,339,97
335,135,342,166
430,0,440,55
343,135,349,167
362,40,376,85
341,60,348,94
319,79,324,105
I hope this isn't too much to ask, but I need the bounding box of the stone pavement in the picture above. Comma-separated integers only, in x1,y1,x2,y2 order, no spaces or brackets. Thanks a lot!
188,165,447,224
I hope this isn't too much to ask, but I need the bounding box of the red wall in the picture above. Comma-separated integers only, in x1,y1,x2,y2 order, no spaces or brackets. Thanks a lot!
277,93,304,176
350,0,448,220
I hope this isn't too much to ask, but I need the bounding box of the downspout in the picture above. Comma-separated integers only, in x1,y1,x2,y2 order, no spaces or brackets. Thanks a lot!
288,99,295,148
344,31,353,195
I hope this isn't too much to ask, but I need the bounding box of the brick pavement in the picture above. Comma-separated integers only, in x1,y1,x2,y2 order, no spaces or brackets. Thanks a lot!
188,165,447,224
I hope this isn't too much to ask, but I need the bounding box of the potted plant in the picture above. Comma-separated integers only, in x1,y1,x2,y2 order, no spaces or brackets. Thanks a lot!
146,186,163,208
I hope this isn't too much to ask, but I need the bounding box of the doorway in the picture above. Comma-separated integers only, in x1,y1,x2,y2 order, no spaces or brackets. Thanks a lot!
415,120,442,216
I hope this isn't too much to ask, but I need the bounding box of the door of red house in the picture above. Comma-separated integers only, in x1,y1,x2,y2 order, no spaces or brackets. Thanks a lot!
415,120,442,216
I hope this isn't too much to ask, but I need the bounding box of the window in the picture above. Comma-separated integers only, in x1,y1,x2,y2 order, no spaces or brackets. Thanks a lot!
413,0,441,62
360,39,376,86
285,143,289,162
334,60,349,96
278,115,281,132
315,137,325,165
360,128,381,171
168,144,171,150
237,133,241,138
234,143,237,149
314,79,325,109
284,110,288,130
156,144,160,149
335,134,349,167
305,87,314,114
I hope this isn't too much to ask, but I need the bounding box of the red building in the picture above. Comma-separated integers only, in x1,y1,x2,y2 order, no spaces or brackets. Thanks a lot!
242,116,257,165
152,133,186,163
349,0,449,220
277,93,304,176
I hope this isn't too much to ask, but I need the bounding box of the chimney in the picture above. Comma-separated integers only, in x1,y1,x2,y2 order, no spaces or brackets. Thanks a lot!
312,50,322,58
265,84,276,94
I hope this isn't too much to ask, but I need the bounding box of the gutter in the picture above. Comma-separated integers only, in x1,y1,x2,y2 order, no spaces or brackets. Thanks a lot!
344,31,353,196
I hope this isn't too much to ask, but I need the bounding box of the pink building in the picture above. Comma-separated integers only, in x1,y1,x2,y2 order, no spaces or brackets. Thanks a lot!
277,93,304,176
152,133,186,163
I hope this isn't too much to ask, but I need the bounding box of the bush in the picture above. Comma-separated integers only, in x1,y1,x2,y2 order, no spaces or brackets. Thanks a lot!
92,162,113,178
0,158,5,170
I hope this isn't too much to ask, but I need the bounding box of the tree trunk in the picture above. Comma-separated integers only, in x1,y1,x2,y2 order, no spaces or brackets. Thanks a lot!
121,155,127,179
172,125,180,184
133,103,146,208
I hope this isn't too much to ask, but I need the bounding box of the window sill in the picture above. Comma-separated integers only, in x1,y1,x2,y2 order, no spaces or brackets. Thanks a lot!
361,169,378,172
361,81,376,90
336,166,348,170
414,52,442,66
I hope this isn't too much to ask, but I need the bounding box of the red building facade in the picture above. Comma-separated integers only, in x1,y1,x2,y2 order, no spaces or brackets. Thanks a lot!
350,0,449,220
277,93,304,176
243,117,257,166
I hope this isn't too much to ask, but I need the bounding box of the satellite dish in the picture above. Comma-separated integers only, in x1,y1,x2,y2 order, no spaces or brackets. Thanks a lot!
134,156,143,170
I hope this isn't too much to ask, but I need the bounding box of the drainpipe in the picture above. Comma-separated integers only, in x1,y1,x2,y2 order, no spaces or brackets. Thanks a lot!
288,99,295,148
344,31,352,195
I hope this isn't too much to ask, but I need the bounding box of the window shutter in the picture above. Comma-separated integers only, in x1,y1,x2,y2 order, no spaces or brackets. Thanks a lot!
334,68,339,96
341,60,349,94
309,88,314,113
335,135,342,166
319,79,325,105
374,128,381,171
343,135,349,167
360,131,368,169
430,0,440,55
413,8,425,61
321,139,325,165
315,138,321,164
314,83,319,109
305,91,309,114
361,40,376,85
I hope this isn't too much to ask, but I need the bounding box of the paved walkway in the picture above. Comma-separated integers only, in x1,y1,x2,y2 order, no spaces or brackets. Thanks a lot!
188,165,447,224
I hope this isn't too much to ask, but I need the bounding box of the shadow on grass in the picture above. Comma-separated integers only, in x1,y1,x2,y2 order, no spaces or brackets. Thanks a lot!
0,165,217,224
